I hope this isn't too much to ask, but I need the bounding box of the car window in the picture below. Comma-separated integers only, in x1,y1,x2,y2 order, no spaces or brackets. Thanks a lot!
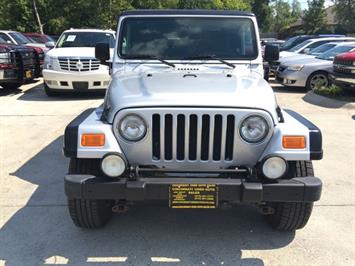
310,43,336,55
119,17,258,60
0,33,13,44
57,32,115,48
289,40,312,52
9,32,31,44
317,45,355,60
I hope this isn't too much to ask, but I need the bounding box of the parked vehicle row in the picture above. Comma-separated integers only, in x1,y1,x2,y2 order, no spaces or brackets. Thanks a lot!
267,34,355,91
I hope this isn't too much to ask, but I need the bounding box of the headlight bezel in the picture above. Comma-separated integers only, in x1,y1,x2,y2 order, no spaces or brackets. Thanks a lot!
117,114,147,142
286,64,304,71
239,114,270,144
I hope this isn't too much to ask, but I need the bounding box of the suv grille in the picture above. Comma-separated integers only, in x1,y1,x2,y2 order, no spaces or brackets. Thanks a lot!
20,50,36,67
151,113,236,162
58,57,100,72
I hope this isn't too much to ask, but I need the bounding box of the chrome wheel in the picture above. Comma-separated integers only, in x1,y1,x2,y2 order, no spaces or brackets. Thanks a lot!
309,73,329,90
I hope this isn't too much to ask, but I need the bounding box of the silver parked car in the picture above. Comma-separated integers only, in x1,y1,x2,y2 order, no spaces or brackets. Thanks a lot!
276,42,355,90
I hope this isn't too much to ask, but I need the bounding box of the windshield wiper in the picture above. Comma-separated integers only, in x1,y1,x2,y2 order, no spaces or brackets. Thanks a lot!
183,55,235,68
122,54,175,68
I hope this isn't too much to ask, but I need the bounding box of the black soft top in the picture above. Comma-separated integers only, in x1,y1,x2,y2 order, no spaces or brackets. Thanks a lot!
120,9,254,17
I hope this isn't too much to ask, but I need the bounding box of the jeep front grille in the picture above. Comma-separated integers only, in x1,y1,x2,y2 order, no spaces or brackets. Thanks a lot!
151,113,236,162
58,57,100,72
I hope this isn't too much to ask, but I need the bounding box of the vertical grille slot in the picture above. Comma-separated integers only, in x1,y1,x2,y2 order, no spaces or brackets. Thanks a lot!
189,114,198,160
164,114,173,160
151,112,236,162
176,114,185,160
213,115,223,161
225,115,235,161
201,115,210,161
152,114,160,160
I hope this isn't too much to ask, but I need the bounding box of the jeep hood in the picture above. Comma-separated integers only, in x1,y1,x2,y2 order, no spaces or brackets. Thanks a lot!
104,69,279,123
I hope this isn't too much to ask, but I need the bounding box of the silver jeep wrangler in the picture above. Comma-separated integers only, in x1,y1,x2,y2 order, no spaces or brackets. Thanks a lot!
63,10,322,231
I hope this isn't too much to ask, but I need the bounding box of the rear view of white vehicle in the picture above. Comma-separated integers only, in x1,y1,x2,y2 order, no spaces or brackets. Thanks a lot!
42,29,115,96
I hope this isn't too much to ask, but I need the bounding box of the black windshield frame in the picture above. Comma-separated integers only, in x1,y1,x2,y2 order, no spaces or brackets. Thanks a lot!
117,16,258,61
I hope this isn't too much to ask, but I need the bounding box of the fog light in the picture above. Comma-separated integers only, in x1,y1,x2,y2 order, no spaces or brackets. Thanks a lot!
262,156,287,179
101,154,126,178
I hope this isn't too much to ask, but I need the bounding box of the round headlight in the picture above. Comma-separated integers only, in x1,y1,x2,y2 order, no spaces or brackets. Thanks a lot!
240,115,269,143
118,114,147,141
101,154,126,178
262,156,287,179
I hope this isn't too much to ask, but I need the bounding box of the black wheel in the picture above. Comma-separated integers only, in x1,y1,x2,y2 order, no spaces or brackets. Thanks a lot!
67,158,113,229
265,161,315,231
44,83,59,97
0,83,21,90
306,71,330,91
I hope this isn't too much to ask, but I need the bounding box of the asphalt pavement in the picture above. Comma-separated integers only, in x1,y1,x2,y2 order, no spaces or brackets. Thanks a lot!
0,79,354,266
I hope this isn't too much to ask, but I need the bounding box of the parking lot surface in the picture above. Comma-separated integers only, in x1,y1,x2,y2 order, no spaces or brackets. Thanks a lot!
0,79,354,266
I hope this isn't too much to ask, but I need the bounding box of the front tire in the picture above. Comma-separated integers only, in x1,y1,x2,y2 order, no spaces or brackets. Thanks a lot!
265,161,315,231
306,71,330,91
0,83,21,90
67,158,113,229
44,83,59,97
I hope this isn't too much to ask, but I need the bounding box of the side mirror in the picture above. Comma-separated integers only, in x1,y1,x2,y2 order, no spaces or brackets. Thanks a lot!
264,44,279,62
95,43,110,65
45,41,55,49
302,48,310,54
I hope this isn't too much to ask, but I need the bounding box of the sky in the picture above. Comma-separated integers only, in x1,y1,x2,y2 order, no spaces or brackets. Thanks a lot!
287,0,334,9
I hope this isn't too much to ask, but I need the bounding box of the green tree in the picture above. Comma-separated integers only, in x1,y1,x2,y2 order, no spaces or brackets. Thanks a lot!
272,0,295,32
291,0,302,18
251,0,273,33
333,0,355,33
302,0,326,34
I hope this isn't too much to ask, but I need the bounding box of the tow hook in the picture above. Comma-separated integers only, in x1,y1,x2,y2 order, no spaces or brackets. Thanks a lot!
112,200,128,213
258,205,275,215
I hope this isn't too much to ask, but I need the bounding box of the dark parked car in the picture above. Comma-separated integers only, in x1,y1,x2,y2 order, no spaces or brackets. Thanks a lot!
329,51,355,91
0,38,39,90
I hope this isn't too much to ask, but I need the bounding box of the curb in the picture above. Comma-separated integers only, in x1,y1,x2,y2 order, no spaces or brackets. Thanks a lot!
303,91,355,110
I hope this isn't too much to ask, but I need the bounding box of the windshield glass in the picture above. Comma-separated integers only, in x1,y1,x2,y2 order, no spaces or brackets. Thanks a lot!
289,40,312,52
280,36,298,49
9,32,31,44
317,45,355,60
119,17,258,60
57,32,115,48
29,35,54,44
309,43,336,55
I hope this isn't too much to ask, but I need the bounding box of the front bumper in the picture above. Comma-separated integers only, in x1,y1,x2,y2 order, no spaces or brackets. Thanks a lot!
276,69,307,87
65,174,322,203
329,72,355,90
43,69,110,90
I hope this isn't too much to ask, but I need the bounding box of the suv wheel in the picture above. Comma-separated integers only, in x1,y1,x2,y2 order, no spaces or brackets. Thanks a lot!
265,161,315,231
67,158,113,229
44,83,59,97
1,83,21,90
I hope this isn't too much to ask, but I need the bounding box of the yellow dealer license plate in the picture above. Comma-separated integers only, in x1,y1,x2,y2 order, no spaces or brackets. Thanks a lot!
25,70,32,79
169,184,218,209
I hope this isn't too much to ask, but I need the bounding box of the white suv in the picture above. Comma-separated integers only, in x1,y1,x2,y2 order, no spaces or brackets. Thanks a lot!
42,29,115,96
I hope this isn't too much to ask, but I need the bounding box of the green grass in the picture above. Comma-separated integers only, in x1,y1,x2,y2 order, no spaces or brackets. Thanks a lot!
314,85,355,102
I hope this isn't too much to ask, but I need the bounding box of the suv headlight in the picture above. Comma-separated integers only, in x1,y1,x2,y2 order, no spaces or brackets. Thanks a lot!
287,65,303,71
240,115,269,143
44,55,54,69
118,114,147,141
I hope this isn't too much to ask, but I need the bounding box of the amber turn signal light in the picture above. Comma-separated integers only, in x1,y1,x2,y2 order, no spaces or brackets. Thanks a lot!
81,134,105,147
282,136,306,149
